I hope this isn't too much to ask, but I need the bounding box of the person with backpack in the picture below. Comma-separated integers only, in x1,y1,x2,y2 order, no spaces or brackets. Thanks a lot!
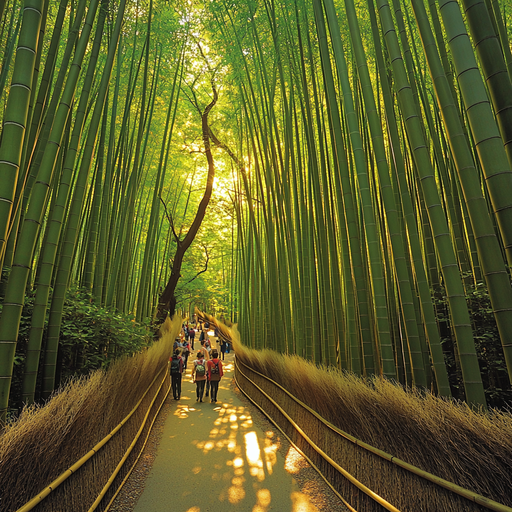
169,348,184,400
191,351,207,402
207,349,224,403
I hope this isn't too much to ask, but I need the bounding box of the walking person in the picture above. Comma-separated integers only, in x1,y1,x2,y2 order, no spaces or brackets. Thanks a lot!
204,334,211,354
207,349,224,403
169,348,184,400
188,326,195,349
191,351,207,402
181,338,191,372
220,339,227,360
199,340,211,397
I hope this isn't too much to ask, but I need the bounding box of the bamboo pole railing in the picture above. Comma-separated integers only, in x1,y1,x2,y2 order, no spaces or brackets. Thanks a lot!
16,364,170,512
234,357,512,512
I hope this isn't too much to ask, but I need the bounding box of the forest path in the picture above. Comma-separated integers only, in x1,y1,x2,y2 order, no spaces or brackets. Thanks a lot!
125,340,347,512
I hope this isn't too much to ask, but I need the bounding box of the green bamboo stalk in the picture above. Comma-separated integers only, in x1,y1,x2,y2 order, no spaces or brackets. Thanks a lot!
0,0,43,275
116,12,154,313
20,0,69,186
437,0,512,268
0,0,99,408
325,0,432,385
299,0,373,373
489,0,512,80
375,0,486,407
42,0,128,398
22,2,105,401
365,0,452,395
137,47,180,320
0,0,43,420
20,0,86,216
4,0,48,272
411,0,512,386
0,6,20,103
318,0,399,379
459,0,512,168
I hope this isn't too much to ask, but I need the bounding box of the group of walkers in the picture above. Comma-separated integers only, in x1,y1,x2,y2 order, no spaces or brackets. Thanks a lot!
169,322,226,403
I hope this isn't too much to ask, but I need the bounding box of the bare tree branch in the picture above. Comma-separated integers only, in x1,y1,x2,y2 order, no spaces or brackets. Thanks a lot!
181,80,202,116
185,245,210,284
159,196,180,243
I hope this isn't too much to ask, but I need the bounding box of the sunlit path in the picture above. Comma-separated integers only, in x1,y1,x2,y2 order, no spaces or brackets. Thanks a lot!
132,350,344,512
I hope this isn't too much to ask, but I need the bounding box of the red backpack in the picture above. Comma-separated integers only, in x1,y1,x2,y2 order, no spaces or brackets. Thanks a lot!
210,360,221,381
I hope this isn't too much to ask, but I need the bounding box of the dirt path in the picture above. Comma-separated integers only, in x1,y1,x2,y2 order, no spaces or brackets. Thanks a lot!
127,344,347,512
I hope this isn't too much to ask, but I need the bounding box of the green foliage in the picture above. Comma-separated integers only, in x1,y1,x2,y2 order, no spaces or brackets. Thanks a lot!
8,287,153,413
58,287,153,379
436,280,512,409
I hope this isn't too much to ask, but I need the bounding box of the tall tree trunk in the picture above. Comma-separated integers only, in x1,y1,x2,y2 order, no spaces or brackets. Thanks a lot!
157,83,218,319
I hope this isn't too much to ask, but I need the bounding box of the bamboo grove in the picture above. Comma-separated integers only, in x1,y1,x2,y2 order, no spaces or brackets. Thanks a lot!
0,0,511,420
0,0,234,420
205,0,512,409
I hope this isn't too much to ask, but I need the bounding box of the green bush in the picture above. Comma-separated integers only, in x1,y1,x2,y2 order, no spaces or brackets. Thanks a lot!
436,280,512,409
9,287,154,412
58,287,153,380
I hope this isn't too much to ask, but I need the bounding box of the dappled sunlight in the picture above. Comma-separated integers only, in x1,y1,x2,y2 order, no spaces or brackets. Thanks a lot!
253,488,272,512
230,456,244,469
263,432,279,475
221,362,235,373
285,445,305,474
185,507,200,512
180,397,320,511
240,414,253,428
204,441,215,451
291,491,319,512
301,480,328,496
228,482,246,503
174,404,195,419
245,431,265,480
232,475,245,486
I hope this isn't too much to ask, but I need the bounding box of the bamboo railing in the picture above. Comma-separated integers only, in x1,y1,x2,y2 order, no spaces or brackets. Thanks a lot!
234,357,512,512
14,365,171,512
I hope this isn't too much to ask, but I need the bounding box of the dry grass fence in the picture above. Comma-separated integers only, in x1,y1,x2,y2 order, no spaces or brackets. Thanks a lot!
220,323,512,512
0,316,181,512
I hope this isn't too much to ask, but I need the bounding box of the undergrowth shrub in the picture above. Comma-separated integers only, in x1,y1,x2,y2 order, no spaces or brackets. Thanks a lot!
9,287,153,414
435,279,512,408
